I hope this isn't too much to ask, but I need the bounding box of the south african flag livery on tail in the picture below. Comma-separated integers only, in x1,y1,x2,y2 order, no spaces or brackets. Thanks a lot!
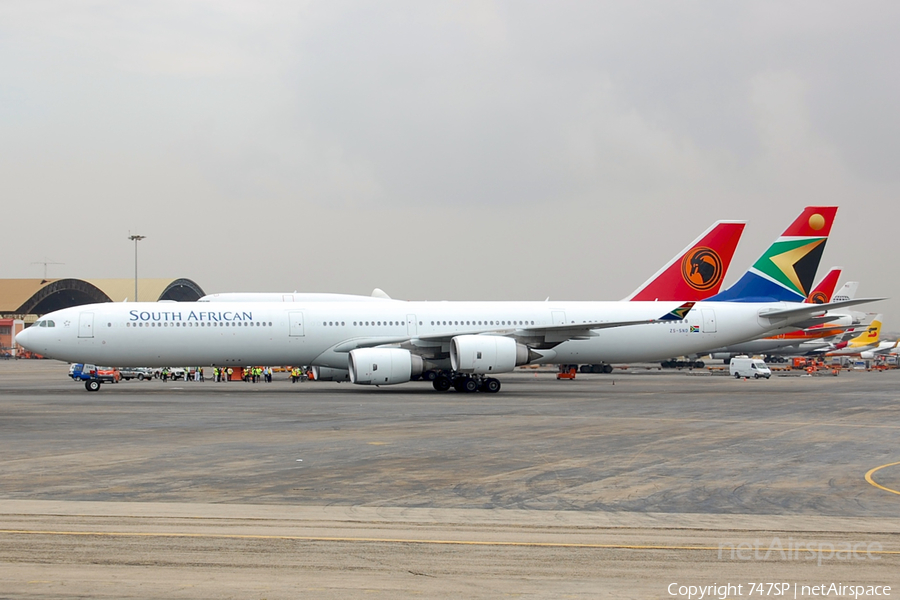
709,207,837,303
658,302,696,321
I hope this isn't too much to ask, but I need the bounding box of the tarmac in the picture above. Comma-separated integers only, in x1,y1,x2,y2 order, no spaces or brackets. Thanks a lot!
1,360,898,598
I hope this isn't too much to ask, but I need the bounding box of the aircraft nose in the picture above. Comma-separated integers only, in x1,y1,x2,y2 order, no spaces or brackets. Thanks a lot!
15,327,32,349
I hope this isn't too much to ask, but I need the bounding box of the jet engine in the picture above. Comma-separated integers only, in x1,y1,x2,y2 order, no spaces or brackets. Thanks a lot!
348,348,426,385
310,366,350,382
450,335,533,374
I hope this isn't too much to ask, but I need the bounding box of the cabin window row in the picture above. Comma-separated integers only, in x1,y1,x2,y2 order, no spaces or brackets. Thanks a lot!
122,321,274,328
430,320,534,326
323,320,415,327
318,319,537,327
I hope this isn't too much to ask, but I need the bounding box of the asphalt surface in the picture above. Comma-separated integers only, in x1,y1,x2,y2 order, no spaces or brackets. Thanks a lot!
1,360,898,598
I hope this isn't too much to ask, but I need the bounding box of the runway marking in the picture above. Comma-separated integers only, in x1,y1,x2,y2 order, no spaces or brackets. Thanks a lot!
865,461,900,497
1,529,899,554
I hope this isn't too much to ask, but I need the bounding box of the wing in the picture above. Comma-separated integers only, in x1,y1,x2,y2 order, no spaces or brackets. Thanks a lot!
410,302,696,346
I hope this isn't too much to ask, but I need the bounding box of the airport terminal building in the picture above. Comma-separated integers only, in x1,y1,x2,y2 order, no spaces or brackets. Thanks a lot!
0,278,204,356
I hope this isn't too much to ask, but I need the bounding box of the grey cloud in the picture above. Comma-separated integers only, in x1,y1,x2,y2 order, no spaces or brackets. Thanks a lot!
0,1,897,324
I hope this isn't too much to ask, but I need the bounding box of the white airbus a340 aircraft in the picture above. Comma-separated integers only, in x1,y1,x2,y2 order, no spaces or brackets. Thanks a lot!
15,207,882,393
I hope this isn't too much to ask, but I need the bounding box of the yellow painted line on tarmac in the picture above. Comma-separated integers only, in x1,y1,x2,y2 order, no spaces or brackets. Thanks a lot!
865,461,900,497
1,529,899,554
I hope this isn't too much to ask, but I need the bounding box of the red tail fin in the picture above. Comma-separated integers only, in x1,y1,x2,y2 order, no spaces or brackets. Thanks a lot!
626,221,745,301
804,267,842,304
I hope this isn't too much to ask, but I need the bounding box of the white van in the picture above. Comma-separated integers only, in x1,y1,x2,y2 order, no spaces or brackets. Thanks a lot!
729,356,771,379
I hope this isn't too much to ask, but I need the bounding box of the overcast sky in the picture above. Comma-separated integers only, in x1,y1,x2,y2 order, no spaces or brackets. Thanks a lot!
2,1,897,326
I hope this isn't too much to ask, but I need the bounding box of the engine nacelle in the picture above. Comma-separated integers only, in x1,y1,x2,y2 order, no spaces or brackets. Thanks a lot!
450,335,531,374
348,348,425,385
310,366,350,382
860,351,875,360
710,352,733,360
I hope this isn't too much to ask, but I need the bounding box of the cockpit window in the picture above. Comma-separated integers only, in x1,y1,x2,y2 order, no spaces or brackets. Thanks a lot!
46,320,55,327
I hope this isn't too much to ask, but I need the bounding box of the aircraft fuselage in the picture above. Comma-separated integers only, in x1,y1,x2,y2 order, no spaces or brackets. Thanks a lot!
19,299,796,368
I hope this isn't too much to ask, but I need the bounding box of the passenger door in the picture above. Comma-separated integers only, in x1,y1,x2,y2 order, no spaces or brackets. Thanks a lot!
78,312,94,338
288,311,305,337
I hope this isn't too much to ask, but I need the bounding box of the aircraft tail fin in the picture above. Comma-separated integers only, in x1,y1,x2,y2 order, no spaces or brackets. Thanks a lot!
831,281,859,303
804,267,841,304
625,221,745,301
708,206,838,303
848,315,882,348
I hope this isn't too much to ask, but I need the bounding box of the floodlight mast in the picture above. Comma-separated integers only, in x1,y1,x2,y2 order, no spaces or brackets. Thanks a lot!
128,234,146,302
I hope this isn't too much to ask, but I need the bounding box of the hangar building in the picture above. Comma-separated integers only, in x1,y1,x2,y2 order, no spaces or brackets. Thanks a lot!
0,278,205,356
0,278,205,318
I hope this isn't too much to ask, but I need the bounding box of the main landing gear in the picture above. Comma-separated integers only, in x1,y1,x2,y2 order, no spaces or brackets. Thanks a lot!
85,380,101,392
578,364,614,374
660,359,705,369
429,371,501,393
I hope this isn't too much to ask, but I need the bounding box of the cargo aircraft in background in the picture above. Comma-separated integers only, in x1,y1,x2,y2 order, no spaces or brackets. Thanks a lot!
16,206,883,393
825,317,883,357
860,339,900,360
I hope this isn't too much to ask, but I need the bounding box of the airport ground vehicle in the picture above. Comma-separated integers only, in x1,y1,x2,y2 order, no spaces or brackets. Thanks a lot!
119,367,153,381
729,357,771,379
95,367,120,383
69,363,119,390
792,357,825,370
154,367,187,380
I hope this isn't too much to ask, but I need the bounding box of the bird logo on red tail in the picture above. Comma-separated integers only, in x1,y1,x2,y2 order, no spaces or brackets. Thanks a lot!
680,247,723,292
808,291,829,304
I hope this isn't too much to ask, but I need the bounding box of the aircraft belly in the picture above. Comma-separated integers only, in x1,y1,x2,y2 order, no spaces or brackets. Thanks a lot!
551,313,765,363
552,329,719,363
716,340,792,355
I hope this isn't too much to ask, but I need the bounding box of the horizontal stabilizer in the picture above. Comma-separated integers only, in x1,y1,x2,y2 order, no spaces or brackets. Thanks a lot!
758,297,885,321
